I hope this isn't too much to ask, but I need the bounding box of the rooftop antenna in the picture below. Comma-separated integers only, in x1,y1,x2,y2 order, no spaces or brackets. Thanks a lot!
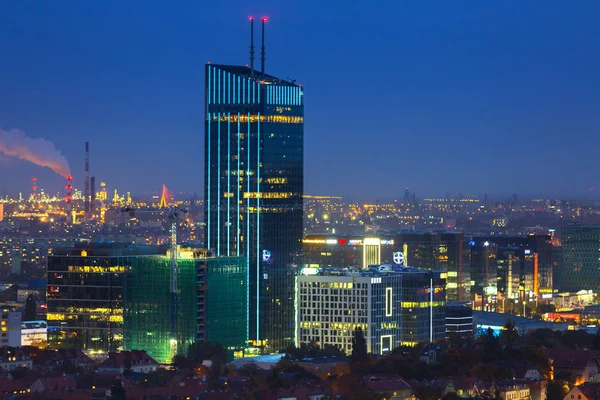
249,16,255,78
261,17,267,76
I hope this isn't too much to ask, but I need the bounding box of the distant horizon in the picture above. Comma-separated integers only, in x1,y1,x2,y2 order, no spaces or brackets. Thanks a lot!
1,177,599,204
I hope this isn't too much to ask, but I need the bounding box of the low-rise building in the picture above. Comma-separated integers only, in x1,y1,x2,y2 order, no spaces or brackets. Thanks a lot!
17,289,39,302
21,320,47,347
97,350,159,374
446,302,474,338
295,266,446,355
545,349,600,384
0,353,33,370
29,376,77,392
495,382,531,400
365,376,414,400
564,383,600,400
1,307,21,347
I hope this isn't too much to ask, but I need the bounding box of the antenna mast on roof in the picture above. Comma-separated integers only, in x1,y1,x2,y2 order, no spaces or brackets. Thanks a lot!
261,17,267,76
249,16,255,78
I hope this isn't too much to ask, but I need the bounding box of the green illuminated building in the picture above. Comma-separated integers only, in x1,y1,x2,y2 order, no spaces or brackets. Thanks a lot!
123,256,197,364
200,257,248,352
123,250,248,364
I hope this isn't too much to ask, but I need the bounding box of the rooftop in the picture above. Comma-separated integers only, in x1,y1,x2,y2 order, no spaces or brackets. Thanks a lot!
208,63,300,87
299,265,443,278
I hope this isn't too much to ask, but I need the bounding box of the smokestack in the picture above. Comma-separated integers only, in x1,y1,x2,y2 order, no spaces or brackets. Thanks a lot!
31,177,37,200
65,175,73,223
90,177,96,219
249,17,255,78
84,142,90,221
261,17,267,76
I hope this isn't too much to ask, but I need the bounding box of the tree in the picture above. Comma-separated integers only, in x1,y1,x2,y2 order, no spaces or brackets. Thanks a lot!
415,385,439,400
349,388,386,400
283,341,344,360
186,341,228,365
499,319,519,347
24,294,36,322
172,354,193,370
442,392,461,400
106,380,126,400
547,380,570,400
351,327,368,362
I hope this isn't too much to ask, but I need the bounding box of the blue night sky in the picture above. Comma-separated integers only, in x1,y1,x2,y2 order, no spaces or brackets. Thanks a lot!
1,1,599,200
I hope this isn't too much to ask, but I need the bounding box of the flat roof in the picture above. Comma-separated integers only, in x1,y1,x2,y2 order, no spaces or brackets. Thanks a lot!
208,64,300,87
300,265,442,278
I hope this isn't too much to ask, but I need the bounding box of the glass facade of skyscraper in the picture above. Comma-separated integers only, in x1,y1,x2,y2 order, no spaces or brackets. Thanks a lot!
560,226,600,292
123,256,197,364
204,64,304,351
47,244,165,352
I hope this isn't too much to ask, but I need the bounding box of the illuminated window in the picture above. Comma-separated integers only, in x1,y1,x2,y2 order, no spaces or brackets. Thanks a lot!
385,288,392,316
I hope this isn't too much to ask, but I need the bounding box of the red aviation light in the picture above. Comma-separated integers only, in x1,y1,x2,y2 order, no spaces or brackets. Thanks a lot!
338,239,347,245
249,16,254,20
262,17,268,22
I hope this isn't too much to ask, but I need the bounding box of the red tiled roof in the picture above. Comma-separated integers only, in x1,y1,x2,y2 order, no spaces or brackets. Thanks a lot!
8,390,91,400
0,378,29,393
125,385,203,399
448,376,483,391
98,350,158,369
32,376,77,391
577,383,600,400
545,349,600,370
366,377,412,393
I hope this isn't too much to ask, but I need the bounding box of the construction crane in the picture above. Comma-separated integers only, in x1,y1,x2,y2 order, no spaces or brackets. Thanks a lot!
168,207,188,357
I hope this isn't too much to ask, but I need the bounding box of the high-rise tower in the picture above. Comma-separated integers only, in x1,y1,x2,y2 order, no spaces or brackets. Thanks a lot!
204,18,304,351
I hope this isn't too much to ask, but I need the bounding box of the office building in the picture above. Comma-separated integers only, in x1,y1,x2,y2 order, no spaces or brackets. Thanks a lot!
204,26,304,351
123,248,247,364
445,303,474,339
469,240,498,306
123,250,198,364
1,307,21,347
199,255,248,356
469,235,553,305
295,266,446,354
560,226,600,292
302,233,470,302
0,236,75,269
47,244,165,352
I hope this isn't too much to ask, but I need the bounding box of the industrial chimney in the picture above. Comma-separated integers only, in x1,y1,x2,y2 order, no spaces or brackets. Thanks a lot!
84,142,90,221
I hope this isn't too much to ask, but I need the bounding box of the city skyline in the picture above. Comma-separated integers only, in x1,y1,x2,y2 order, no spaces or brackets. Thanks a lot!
1,1,600,198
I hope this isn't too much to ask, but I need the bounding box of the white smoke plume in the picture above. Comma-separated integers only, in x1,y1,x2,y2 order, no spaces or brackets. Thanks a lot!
0,128,71,177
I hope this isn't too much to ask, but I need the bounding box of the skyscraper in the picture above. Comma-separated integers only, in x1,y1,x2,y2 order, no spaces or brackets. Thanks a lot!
560,225,600,292
204,18,304,351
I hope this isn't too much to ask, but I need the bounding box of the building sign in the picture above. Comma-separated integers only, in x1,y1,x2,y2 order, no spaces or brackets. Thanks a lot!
393,251,405,266
303,239,326,244
300,267,319,276
262,250,272,263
